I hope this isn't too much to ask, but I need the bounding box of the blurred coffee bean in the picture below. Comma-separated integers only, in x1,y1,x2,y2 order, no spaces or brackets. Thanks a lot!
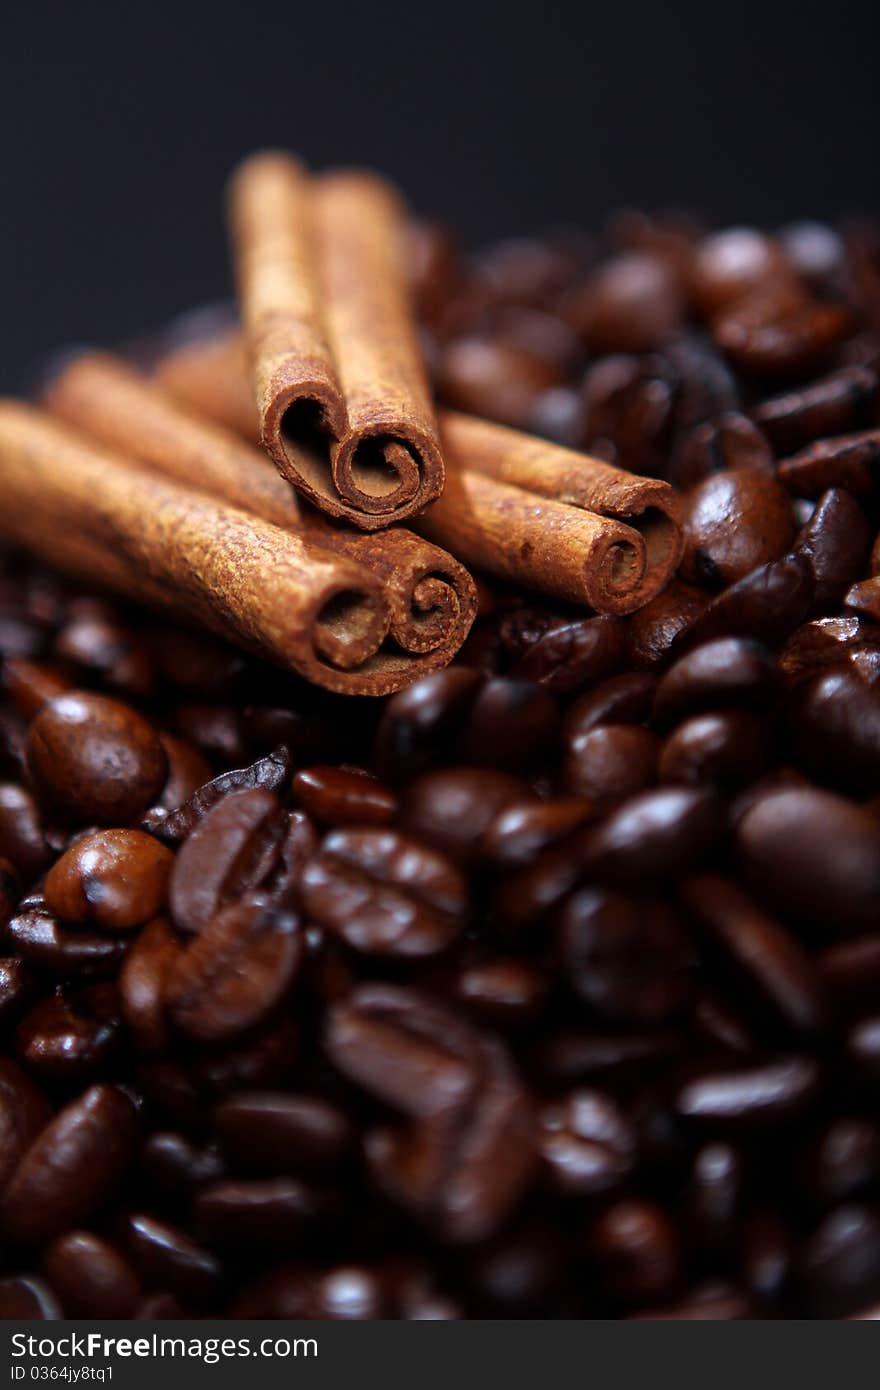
564,253,683,353
778,429,880,498
399,767,530,863
214,1092,353,1175
789,669,880,793
538,1089,636,1195
579,787,724,883
564,672,658,739
794,488,871,611
652,636,776,727
562,724,659,805
690,228,790,315
675,1057,821,1132
799,1205,880,1318
659,710,769,789
753,366,878,454
587,1199,682,1305
42,1232,141,1318
437,337,561,428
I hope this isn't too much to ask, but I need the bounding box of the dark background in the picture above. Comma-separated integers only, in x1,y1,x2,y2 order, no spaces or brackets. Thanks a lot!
1,0,878,389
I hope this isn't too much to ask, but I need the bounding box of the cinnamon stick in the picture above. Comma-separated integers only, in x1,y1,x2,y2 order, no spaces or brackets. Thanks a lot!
228,153,444,529
0,401,450,697
44,351,476,661
156,326,683,614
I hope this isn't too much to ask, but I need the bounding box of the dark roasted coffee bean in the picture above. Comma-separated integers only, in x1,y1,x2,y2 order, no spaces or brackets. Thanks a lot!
0,783,50,883
119,916,181,1056
754,367,878,454
659,710,769,789
53,614,156,698
438,336,562,429
399,767,530,864
587,1198,682,1305
140,1130,226,1203
42,1232,141,1318
677,553,814,652
144,745,293,845
481,798,593,868
2,658,72,719
194,1176,339,1251
738,788,880,932
685,1141,744,1249
563,672,658,739
16,983,120,1081
5,902,127,974
673,412,773,491
0,958,37,1029
777,615,880,688
624,582,710,668
372,668,484,781
458,677,560,768
562,724,659,806
172,703,246,764
799,1205,880,1318
681,469,794,588
125,1212,224,1307
794,488,872,611
565,252,683,353
580,352,676,476
165,897,303,1043
778,429,880,498
151,625,246,694
302,828,466,959
538,1088,636,1195
683,875,826,1035
44,829,173,932
652,637,775,727
690,228,789,315
799,1118,880,1208
0,1058,52,1191
513,615,623,693
713,285,851,376
169,788,286,934
149,734,213,817
559,886,695,1023
214,1092,353,1175
1,1084,137,1244
452,957,547,1026
292,766,397,827
540,1029,685,1086
579,787,723,883
676,1057,821,1132
27,692,167,825
740,1212,793,1307
789,669,880,793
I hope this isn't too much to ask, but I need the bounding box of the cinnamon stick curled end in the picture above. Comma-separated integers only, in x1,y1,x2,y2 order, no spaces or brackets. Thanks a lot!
229,153,445,530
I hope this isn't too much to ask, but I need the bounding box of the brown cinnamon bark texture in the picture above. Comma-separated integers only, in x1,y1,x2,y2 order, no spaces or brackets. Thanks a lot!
0,401,462,697
45,352,476,660
228,153,444,529
156,327,683,614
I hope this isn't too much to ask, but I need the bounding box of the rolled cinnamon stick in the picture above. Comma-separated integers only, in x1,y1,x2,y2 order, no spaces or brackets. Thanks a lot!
156,326,683,614
228,152,444,529
0,401,448,697
44,351,476,660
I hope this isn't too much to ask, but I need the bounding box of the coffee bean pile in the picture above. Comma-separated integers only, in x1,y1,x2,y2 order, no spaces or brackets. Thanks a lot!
1,212,880,1319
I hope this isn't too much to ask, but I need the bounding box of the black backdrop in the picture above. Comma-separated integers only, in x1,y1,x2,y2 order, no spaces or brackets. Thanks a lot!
1,0,878,388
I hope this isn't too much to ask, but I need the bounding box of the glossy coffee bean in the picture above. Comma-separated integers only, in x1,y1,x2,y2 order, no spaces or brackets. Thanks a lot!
659,710,769,789
42,1231,141,1318
399,768,530,864
27,692,167,825
677,553,814,652
587,1199,682,1305
0,783,50,882
562,724,659,806
624,582,710,668
214,1092,353,1175
753,366,879,454
580,787,723,883
513,616,623,694
125,1212,224,1307
778,429,880,499
145,746,293,846
738,788,880,932
5,902,128,975
652,637,775,727
690,228,789,314
44,829,173,932
681,469,794,588
292,766,397,827
673,412,773,491
566,252,683,353
794,488,872,612
559,887,695,1024
676,1057,821,1132
168,788,286,934
16,983,120,1082
789,669,880,794
481,798,593,868
563,672,658,740
539,1089,636,1195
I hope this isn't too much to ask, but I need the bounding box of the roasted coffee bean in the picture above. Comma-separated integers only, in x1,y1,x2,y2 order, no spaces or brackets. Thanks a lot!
587,1198,682,1305
53,614,156,699
563,672,658,739
0,783,50,883
789,669,880,793
675,1057,821,1132
144,745,293,845
172,703,246,764
580,352,676,475
713,285,851,376
579,787,723,883
753,367,879,454
690,228,789,315
42,1231,141,1318
681,469,794,588
673,412,773,491
0,1058,52,1191
739,1211,793,1307
652,637,776,727
565,252,683,353
0,1274,62,1318
302,828,466,959
677,553,814,652
512,615,623,693
2,658,71,720
777,615,880,687
738,788,880,932
799,1205,880,1318
194,1176,339,1251
292,766,397,827
118,916,181,1056
683,875,826,1035
0,957,37,1029
799,1118,880,1208
399,768,530,864
165,897,303,1043
140,1130,226,1203
214,1092,353,1175
16,983,120,1081
168,788,286,934
27,692,167,825
5,902,128,975
559,887,695,1024
562,724,659,805
685,1141,744,1249
44,829,173,932
457,677,560,768
124,1213,224,1307
480,799,593,868
1,1084,137,1244
777,429,880,498
794,488,872,611
624,582,710,668
372,668,484,782
437,336,561,429
538,1088,636,1195
452,957,547,1026
149,734,213,817
659,710,769,789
